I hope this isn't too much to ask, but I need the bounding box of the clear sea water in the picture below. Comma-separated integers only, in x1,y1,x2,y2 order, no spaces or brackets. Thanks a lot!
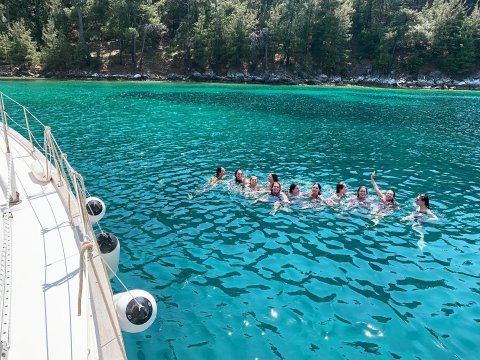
1,80,480,359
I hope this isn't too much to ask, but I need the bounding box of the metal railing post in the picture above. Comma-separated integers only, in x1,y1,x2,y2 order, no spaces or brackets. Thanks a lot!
44,126,51,181
23,107,35,153
1,93,10,153
1,93,21,204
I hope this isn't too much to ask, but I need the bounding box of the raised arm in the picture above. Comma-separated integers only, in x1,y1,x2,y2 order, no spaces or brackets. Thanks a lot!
370,171,386,202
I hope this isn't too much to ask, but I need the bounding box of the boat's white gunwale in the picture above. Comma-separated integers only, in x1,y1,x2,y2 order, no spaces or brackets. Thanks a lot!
4,125,126,359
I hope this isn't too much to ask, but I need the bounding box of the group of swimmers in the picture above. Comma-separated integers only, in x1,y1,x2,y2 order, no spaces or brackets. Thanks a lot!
211,167,438,220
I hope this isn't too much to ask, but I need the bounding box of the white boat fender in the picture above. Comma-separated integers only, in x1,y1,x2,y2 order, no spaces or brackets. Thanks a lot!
86,197,106,224
113,290,157,333
95,232,120,279
30,160,51,182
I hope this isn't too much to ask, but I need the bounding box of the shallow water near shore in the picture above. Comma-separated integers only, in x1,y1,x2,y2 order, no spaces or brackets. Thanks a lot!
2,80,480,359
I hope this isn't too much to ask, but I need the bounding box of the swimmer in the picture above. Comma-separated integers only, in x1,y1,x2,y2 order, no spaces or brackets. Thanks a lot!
326,182,348,205
247,175,261,190
245,175,262,196
370,171,397,206
401,194,438,250
289,183,303,198
266,173,279,190
308,183,323,201
211,167,226,185
234,168,247,187
348,185,372,204
401,193,438,221
415,194,438,220
252,181,289,214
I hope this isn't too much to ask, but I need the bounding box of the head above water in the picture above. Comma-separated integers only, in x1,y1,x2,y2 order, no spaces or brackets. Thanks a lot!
357,186,368,198
312,183,321,194
336,182,347,195
249,175,258,186
416,193,430,209
271,181,282,195
234,169,244,183
216,167,225,178
289,183,299,195
385,189,396,202
268,173,279,184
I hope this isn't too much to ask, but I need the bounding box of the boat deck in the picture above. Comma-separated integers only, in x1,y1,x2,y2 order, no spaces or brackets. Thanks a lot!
0,132,90,359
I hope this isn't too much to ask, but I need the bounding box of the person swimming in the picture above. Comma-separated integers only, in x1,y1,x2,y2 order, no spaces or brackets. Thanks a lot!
268,182,289,201
348,185,372,204
266,173,279,190
326,182,348,204
234,168,246,186
247,175,261,190
289,183,302,198
253,181,289,214
402,193,438,221
370,171,397,207
308,183,323,201
211,166,226,184
400,193,438,250
245,175,262,197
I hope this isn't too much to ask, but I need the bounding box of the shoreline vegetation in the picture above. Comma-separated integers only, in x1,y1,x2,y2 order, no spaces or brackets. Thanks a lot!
2,66,479,90
1,1,480,91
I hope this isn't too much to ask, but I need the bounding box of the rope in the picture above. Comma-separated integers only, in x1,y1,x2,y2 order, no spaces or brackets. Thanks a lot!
0,93,46,127
0,210,12,359
83,188,142,309
4,140,19,206
0,150,13,360
1,91,128,359
4,112,29,131
6,151,12,207
90,251,128,360
78,241,127,360
78,241,93,316
101,256,143,309
75,170,128,359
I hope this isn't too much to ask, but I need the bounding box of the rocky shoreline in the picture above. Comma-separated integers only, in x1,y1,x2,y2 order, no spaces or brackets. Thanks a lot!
2,66,480,90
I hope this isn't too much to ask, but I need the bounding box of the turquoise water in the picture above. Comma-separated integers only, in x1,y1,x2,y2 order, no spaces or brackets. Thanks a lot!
2,80,480,359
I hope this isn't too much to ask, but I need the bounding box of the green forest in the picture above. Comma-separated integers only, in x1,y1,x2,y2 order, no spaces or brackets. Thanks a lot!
0,0,479,78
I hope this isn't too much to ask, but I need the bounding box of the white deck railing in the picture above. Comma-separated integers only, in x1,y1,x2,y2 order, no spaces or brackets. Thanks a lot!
0,92,127,359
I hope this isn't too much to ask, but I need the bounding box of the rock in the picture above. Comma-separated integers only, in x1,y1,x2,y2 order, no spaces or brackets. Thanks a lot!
235,72,245,81
329,76,342,83
417,76,435,87
313,74,328,83
266,75,281,84
464,78,480,89
385,77,397,86
166,73,185,81
191,71,202,80
203,69,215,79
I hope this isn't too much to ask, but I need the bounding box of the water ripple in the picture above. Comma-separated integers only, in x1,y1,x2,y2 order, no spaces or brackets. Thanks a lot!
2,81,479,359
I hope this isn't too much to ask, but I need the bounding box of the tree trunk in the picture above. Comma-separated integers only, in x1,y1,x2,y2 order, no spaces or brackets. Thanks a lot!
264,41,268,74
184,0,192,71
139,28,147,70
132,35,136,65
73,1,89,65
388,37,398,74
132,7,137,66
